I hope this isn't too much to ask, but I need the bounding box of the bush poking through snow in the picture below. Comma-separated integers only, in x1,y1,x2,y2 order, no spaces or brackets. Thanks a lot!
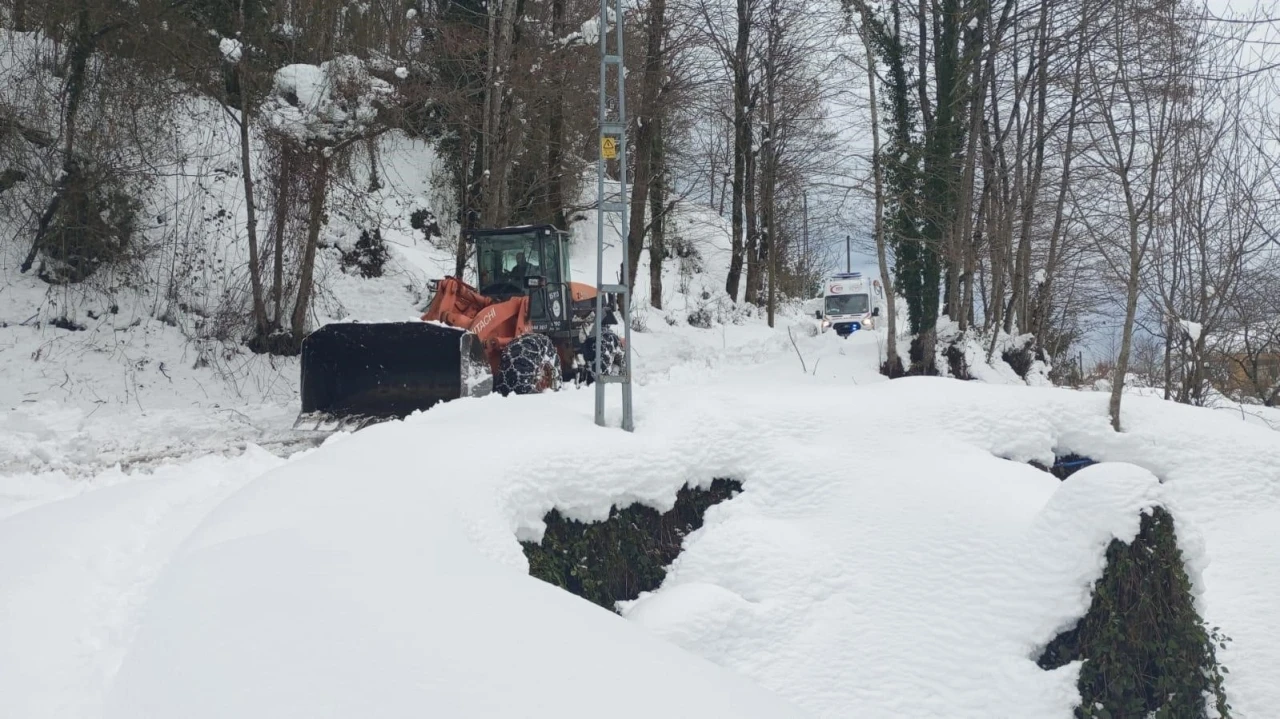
522,479,742,612
687,306,714,329
630,307,649,333
881,355,906,379
408,207,442,242
36,170,141,285
48,316,87,332
339,228,390,278
1037,507,1232,719
1002,336,1045,381
943,343,971,380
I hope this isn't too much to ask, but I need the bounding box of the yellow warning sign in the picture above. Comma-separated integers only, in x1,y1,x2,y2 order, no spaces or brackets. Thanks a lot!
601,136,618,160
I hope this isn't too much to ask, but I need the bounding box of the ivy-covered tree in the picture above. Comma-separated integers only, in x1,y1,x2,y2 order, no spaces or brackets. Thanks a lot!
856,0,934,371
849,0,975,374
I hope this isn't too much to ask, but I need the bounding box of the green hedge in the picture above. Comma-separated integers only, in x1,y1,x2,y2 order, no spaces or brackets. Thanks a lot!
1038,507,1232,719
522,478,742,612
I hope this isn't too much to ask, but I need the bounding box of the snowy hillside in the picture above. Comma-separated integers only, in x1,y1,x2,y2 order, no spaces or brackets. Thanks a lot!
0,26,748,474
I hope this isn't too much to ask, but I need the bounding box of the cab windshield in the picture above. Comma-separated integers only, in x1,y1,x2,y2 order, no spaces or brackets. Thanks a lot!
476,232,547,292
824,293,869,316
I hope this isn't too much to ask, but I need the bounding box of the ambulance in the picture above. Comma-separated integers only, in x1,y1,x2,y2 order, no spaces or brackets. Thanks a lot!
815,272,884,337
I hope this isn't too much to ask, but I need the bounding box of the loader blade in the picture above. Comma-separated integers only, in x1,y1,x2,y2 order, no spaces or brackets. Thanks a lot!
297,321,492,428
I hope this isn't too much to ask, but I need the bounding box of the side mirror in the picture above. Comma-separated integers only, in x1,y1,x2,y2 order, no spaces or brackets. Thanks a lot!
525,275,547,289
815,310,822,319
872,307,880,317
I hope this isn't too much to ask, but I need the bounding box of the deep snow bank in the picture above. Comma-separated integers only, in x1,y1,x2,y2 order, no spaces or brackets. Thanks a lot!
0,448,286,718
99,445,804,718
3,337,1275,718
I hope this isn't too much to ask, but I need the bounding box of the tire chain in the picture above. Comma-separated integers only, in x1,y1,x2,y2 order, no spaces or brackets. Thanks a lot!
497,333,563,395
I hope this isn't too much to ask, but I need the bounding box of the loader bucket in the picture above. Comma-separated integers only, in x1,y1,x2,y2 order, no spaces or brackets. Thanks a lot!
296,321,492,429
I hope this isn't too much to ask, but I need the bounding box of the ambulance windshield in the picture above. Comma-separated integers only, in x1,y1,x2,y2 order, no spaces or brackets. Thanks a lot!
824,293,869,315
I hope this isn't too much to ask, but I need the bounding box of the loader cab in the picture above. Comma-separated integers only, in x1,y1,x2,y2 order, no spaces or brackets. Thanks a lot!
469,224,572,334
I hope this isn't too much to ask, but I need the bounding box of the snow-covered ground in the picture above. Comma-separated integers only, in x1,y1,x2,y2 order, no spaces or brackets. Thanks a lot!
5,153,1279,717
2,326,1278,718
4,29,1279,715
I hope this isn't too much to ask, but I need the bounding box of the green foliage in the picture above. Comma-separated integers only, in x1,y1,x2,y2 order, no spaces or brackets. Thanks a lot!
850,0,979,359
864,2,928,339
1038,507,1232,719
522,478,742,612
853,0,944,350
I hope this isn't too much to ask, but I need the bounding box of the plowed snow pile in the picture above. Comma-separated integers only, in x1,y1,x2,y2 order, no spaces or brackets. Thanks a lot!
2,330,1277,719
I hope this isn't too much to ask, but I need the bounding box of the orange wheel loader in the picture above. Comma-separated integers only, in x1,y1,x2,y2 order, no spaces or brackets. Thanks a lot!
295,225,626,430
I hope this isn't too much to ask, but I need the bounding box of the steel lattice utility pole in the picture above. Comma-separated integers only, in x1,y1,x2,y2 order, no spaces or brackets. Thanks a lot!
593,0,635,431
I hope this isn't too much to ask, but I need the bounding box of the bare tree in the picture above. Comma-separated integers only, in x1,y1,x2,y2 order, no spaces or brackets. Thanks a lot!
851,3,901,373
1081,0,1183,430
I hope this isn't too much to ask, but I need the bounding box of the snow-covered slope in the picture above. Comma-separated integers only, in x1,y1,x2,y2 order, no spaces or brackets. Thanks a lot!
0,131,811,474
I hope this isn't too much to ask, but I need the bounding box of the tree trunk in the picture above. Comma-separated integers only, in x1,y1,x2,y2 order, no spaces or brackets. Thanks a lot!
760,119,775,325
626,0,665,293
544,0,568,229
916,0,932,134
20,4,93,274
1031,43,1082,343
725,0,751,301
1109,215,1143,431
271,150,292,327
1008,4,1052,336
959,48,984,331
649,115,666,310
237,0,269,342
858,7,900,374
917,0,963,373
291,154,330,346
708,133,718,212
765,197,776,325
743,116,761,305
240,99,267,341
456,125,479,278
481,0,519,227
761,0,782,326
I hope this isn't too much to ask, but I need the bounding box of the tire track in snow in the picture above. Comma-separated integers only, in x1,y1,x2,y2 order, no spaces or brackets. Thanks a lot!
0,449,285,718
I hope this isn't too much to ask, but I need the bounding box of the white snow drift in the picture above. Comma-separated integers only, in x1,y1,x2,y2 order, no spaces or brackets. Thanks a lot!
2,330,1278,718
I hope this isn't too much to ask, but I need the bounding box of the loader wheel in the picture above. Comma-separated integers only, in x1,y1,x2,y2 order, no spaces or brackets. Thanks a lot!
581,328,625,381
497,333,563,396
